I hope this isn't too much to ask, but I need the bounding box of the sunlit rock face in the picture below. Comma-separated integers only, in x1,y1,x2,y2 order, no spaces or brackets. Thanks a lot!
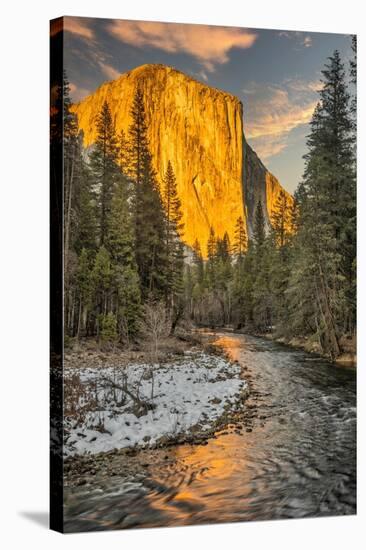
72,64,292,254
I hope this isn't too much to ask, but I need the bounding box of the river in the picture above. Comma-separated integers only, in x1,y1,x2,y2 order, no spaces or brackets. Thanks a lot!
64,332,356,531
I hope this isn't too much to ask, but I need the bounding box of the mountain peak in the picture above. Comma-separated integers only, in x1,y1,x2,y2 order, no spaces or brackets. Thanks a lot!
71,65,292,253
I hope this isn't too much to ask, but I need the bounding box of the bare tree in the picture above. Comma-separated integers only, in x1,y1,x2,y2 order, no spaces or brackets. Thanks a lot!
139,301,171,362
138,301,171,402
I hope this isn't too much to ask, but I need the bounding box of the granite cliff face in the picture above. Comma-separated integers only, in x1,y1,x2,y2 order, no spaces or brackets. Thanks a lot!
243,141,293,238
72,64,293,252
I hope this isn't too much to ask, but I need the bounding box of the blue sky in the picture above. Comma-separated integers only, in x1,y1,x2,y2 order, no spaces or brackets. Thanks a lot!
63,17,354,193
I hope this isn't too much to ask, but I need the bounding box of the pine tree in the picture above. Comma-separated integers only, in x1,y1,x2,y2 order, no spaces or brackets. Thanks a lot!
118,129,130,176
267,191,293,333
75,248,93,338
162,161,185,309
206,227,217,287
216,232,231,263
89,101,119,246
270,191,291,248
192,239,204,285
107,174,134,266
232,237,255,330
286,50,356,357
73,161,98,254
115,266,141,342
318,50,355,336
128,88,149,186
107,174,141,339
233,216,247,259
92,246,112,328
350,35,357,121
207,227,216,261
215,232,233,325
128,88,168,299
247,200,272,331
252,238,272,331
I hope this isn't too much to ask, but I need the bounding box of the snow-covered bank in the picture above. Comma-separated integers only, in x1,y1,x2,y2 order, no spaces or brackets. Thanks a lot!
64,351,247,456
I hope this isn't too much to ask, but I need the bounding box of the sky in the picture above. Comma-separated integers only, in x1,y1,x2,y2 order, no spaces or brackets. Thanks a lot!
62,17,354,194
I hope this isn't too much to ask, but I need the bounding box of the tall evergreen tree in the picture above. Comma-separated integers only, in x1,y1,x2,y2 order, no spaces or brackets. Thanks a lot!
89,101,119,246
189,239,206,323
319,50,355,335
268,192,294,334
287,50,356,357
75,248,93,338
91,246,112,329
192,239,204,285
73,162,98,254
233,216,247,259
118,129,130,175
206,226,217,288
207,227,216,261
350,35,357,122
215,233,233,325
162,161,185,305
270,191,292,248
128,88,168,299
107,175,141,339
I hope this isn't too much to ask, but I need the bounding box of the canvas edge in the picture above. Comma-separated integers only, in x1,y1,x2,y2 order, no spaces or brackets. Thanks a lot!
50,15,65,534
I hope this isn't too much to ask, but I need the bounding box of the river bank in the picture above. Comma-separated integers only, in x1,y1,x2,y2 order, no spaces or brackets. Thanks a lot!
195,324,356,366
257,332,357,367
64,331,252,487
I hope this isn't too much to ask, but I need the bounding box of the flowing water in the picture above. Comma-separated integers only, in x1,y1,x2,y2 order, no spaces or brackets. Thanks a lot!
64,333,356,531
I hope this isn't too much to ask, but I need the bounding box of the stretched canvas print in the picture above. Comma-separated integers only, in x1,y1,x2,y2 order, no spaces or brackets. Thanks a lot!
50,16,357,533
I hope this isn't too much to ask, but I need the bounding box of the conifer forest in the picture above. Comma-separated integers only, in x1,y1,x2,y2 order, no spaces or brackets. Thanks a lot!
50,18,357,531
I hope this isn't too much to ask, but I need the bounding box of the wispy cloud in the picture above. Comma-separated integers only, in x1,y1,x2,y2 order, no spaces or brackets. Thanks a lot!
243,78,319,160
70,41,121,83
196,70,209,82
284,78,321,93
107,20,257,71
278,30,313,49
69,82,91,103
99,63,121,80
64,17,95,40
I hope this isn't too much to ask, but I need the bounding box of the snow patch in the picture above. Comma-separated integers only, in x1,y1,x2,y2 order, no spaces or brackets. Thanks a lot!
64,352,246,456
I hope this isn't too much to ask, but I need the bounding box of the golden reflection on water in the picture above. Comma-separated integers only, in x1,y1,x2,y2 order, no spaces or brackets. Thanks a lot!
213,335,243,362
148,334,257,517
148,431,256,521
175,439,240,480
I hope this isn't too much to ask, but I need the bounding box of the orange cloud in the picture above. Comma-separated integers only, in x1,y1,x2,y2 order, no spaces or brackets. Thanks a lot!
246,90,316,140
244,80,319,160
64,17,94,40
249,136,288,160
107,20,257,71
